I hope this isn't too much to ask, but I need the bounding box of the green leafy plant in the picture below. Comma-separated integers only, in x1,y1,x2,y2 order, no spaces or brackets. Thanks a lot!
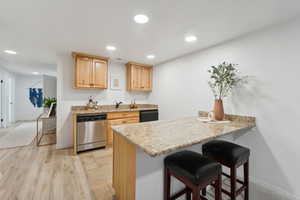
208,62,241,100
43,97,57,108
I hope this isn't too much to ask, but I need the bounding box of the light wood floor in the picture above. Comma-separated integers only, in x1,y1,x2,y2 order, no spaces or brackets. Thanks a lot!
0,142,242,200
0,144,114,200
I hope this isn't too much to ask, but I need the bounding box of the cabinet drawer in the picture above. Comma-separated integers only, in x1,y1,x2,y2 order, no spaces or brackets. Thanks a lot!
108,117,139,126
106,117,139,145
107,112,139,120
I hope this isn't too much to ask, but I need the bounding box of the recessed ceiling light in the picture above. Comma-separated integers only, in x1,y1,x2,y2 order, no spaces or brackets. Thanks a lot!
134,14,149,24
4,50,17,55
106,45,117,51
32,72,40,75
147,54,155,59
185,35,197,43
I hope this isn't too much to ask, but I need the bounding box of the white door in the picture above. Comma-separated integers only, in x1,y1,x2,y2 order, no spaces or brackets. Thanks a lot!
8,77,13,124
0,79,3,128
0,73,14,128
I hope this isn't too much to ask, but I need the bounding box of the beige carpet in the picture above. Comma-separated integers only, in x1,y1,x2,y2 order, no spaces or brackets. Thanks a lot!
0,122,39,149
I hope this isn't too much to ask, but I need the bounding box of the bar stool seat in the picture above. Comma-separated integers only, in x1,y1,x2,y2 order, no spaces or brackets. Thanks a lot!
202,140,250,200
165,150,222,185
164,150,222,200
202,140,250,167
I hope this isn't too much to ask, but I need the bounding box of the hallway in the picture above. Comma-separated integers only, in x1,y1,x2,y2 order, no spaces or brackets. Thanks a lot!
0,122,37,149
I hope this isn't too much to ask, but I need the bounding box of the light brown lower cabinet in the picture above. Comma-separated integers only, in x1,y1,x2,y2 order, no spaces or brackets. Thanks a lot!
107,112,140,145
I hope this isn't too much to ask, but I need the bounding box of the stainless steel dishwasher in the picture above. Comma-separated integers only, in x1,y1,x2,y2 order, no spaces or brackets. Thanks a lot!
77,114,107,152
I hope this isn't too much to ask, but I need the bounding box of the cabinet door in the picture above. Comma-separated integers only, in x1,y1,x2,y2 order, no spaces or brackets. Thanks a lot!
93,59,108,88
126,62,153,91
141,67,152,91
131,65,142,90
76,57,92,88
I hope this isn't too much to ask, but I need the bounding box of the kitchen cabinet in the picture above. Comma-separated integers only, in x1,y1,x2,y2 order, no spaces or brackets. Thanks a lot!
72,52,108,89
76,57,92,88
93,59,108,88
126,62,153,91
107,112,140,145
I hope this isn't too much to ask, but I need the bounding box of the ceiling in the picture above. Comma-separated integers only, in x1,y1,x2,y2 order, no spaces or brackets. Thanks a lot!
0,0,300,75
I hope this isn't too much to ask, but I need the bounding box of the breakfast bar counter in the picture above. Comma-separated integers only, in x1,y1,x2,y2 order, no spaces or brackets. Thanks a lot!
112,112,256,200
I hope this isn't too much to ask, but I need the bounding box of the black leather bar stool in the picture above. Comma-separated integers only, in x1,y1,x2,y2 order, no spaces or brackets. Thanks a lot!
202,140,250,200
164,150,222,200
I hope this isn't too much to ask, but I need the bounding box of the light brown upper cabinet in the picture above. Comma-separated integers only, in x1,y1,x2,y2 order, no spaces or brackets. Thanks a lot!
72,52,109,89
126,62,153,92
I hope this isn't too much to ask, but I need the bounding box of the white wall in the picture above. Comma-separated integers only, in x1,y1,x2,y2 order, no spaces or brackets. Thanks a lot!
149,17,300,199
42,75,57,133
15,74,43,121
43,75,57,98
56,55,150,148
0,66,15,127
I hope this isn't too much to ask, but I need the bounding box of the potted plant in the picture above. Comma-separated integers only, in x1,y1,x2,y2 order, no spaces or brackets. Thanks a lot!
208,62,241,120
43,97,56,108
43,97,57,115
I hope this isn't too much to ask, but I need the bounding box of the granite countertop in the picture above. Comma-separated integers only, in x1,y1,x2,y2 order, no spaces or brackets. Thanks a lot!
71,104,158,115
112,112,256,157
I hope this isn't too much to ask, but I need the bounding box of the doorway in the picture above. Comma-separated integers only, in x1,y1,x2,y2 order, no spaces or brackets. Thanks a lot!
7,77,13,125
0,76,15,128
0,79,3,128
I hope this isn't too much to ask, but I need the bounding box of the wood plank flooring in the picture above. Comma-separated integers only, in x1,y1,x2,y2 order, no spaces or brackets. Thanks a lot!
37,132,57,146
0,145,114,200
0,143,242,200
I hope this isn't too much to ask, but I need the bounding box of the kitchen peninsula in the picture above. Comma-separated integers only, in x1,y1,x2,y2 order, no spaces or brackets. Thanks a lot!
112,111,256,200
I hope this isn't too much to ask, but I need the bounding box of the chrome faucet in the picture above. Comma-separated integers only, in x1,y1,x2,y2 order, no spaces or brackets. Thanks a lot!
115,101,123,109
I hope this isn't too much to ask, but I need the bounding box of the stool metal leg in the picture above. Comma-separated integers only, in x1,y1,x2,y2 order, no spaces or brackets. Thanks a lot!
244,161,249,200
164,168,171,200
230,167,237,200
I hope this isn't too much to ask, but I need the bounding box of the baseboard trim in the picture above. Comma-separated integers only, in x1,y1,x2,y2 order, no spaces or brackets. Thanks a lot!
250,176,300,200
